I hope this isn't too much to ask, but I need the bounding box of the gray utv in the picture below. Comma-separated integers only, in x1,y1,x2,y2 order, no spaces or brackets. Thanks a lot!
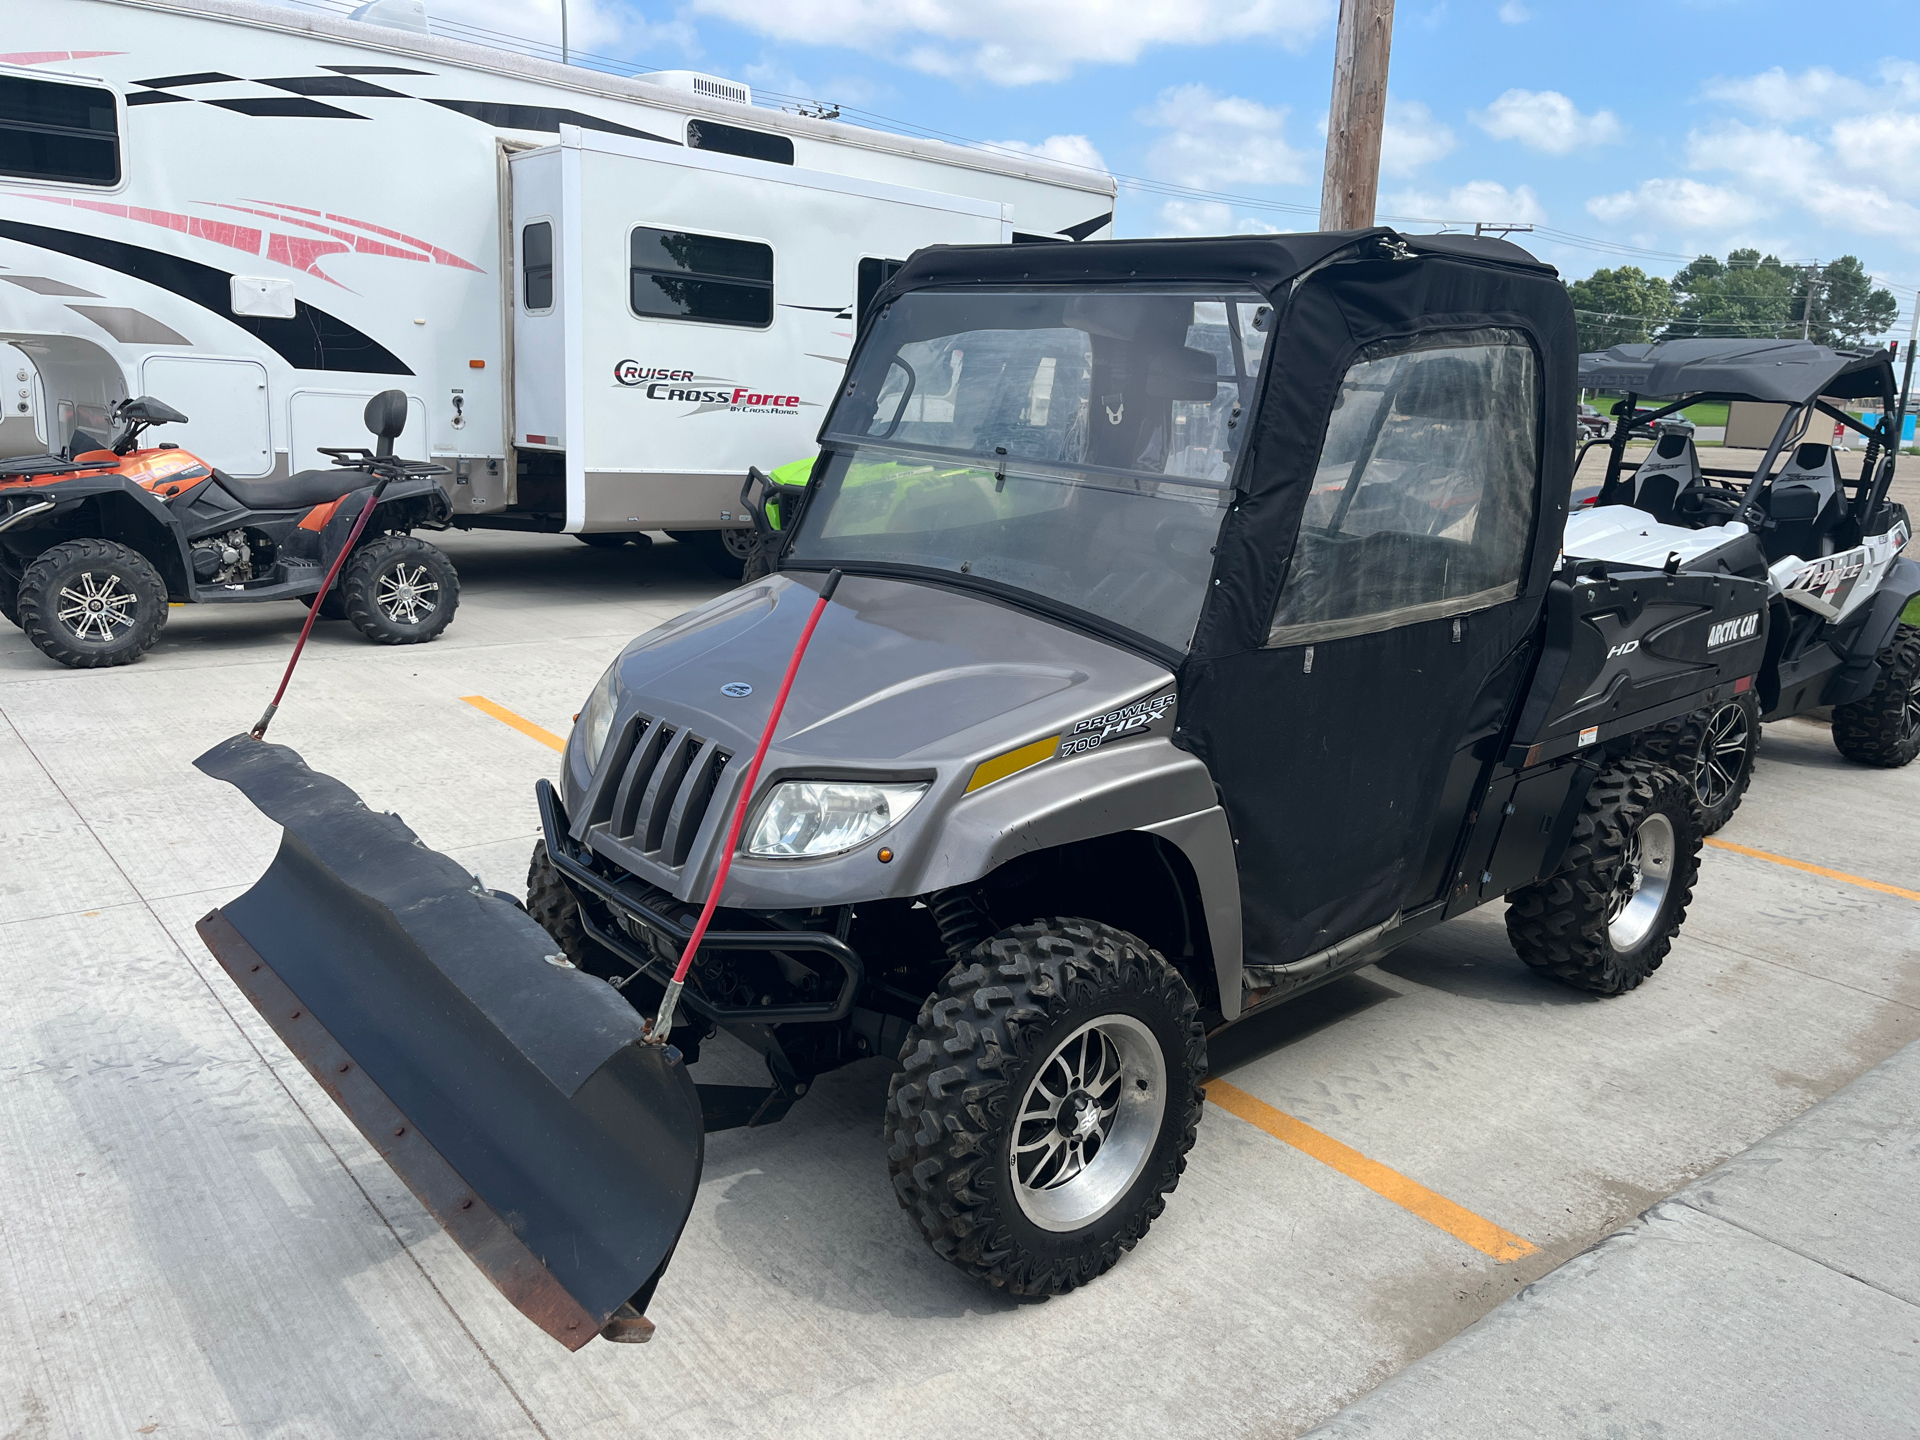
193,231,1769,1350
1567,340,1918,831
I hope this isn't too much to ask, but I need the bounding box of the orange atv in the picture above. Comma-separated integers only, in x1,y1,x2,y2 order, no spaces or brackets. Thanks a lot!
0,391,457,668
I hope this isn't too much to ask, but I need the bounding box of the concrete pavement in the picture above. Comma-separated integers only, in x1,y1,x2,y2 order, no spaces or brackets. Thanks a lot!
2,528,1916,1439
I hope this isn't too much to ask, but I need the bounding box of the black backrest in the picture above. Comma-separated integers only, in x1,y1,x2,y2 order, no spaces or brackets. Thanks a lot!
364,389,408,458
1763,442,1843,563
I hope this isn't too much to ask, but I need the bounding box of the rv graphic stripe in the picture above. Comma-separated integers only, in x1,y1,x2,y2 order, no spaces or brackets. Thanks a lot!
0,219,412,375
422,99,678,145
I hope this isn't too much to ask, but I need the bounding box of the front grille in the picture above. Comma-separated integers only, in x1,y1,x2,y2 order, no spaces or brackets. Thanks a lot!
601,714,733,869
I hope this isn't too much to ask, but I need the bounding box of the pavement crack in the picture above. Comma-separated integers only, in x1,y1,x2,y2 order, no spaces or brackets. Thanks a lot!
1667,1197,1920,1311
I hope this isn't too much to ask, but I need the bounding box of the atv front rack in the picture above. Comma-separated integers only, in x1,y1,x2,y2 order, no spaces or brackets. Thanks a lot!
536,779,865,1026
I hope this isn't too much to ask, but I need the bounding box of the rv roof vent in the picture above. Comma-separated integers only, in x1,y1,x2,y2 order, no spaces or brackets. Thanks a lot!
349,0,430,34
648,71,752,107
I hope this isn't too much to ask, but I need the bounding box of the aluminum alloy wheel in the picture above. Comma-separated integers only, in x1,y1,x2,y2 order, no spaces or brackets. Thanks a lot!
1904,669,1920,742
375,562,440,625
56,570,139,642
1691,701,1751,808
1010,1014,1166,1232
1607,811,1675,951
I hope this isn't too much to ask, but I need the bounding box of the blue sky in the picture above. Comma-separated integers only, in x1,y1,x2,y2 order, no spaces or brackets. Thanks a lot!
426,0,1920,337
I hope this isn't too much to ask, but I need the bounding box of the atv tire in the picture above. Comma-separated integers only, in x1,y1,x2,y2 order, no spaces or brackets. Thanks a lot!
1505,759,1702,996
1631,690,1759,834
1831,623,1920,769
0,562,19,628
885,918,1206,1297
526,840,604,968
342,534,459,645
17,538,168,668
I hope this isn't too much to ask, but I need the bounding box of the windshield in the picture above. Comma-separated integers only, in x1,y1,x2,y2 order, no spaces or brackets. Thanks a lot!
788,288,1271,651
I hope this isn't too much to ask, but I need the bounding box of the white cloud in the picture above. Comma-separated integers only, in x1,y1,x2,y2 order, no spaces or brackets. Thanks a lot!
990,135,1110,175
1138,84,1309,190
1385,180,1546,225
1497,1,1529,21
1584,178,1771,232
1473,89,1622,153
1150,199,1283,236
1701,61,1920,124
1682,121,1920,248
684,0,1334,85
1830,113,1920,199
1379,97,1456,176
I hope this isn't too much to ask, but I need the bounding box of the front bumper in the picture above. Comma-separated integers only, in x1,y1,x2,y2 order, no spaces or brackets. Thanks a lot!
537,779,865,1025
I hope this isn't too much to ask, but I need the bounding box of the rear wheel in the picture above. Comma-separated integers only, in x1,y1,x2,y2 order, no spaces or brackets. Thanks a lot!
667,529,749,580
0,561,19,628
16,538,168,668
1831,623,1920,768
1505,759,1702,996
342,535,459,645
1632,691,1759,834
885,918,1205,1296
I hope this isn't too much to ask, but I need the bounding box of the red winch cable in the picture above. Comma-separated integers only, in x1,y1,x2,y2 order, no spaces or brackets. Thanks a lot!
650,568,842,1043
250,480,391,740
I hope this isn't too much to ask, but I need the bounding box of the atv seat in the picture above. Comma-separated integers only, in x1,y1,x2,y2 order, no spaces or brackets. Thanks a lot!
213,466,369,512
1761,442,1843,563
1623,429,1702,525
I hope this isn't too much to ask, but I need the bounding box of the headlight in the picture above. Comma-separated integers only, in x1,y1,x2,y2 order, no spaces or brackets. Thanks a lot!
575,661,620,771
747,780,929,858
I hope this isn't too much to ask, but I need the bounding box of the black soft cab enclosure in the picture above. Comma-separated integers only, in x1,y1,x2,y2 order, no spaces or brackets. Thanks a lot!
192,230,1767,1350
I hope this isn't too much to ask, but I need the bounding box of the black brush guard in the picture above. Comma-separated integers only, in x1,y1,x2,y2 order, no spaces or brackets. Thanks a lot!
193,735,703,1350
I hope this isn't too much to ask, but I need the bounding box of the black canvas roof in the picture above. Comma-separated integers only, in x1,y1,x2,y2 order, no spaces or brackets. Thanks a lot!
879,229,1559,305
1578,338,1896,403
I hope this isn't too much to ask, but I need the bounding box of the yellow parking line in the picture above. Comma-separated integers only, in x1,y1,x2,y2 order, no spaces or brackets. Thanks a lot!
461,695,565,753
1704,837,1920,904
1202,1078,1538,1263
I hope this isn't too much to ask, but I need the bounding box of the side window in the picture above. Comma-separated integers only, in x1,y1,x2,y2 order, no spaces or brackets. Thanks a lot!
0,75,120,186
857,257,906,323
521,221,554,312
1268,332,1539,647
686,119,794,166
629,227,773,328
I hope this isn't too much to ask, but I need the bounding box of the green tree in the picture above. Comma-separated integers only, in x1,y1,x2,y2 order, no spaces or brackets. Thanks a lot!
1788,256,1899,347
1566,266,1676,353
1667,249,1799,339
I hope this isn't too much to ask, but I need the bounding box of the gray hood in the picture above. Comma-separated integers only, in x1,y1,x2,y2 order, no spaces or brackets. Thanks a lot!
562,573,1188,905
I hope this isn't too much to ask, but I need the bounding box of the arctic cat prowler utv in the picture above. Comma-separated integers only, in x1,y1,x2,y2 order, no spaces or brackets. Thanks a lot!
1566,339,1917,830
0,390,457,668
193,231,1768,1349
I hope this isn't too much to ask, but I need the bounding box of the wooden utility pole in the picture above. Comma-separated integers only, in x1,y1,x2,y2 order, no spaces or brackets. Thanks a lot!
1319,0,1396,231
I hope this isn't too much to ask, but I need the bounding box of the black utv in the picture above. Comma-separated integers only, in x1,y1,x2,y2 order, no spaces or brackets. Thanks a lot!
193,231,1768,1349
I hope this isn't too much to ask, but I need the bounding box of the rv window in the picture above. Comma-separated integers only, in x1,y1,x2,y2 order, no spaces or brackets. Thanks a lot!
629,227,773,328
686,119,794,166
522,221,554,311
1266,329,1540,647
0,76,120,186
858,258,906,322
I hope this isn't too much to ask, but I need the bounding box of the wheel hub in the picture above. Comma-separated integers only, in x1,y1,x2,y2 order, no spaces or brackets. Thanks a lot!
1693,701,1750,807
376,563,439,624
1010,1014,1167,1232
1606,810,1675,951
57,571,137,641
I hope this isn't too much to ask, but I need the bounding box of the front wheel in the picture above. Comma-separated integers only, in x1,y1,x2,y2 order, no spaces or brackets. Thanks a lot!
1505,759,1702,995
885,918,1206,1297
342,535,459,645
1831,623,1920,768
16,538,168,668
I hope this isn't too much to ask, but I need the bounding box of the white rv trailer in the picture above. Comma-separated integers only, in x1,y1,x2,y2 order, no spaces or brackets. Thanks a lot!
0,0,1116,538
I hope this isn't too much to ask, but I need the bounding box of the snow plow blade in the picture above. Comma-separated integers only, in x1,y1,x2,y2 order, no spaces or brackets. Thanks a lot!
192,734,703,1350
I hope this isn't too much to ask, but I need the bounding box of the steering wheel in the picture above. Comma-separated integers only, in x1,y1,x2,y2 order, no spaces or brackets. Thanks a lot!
1673,487,1741,525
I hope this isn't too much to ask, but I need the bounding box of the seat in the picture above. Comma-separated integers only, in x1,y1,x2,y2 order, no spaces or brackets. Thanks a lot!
1625,429,1701,524
212,466,369,512
1761,443,1844,564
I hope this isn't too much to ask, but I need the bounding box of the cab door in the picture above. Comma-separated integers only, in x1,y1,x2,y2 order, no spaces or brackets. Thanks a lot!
1181,321,1550,969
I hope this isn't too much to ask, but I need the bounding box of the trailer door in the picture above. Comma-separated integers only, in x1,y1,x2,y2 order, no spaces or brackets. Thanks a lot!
509,148,566,451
